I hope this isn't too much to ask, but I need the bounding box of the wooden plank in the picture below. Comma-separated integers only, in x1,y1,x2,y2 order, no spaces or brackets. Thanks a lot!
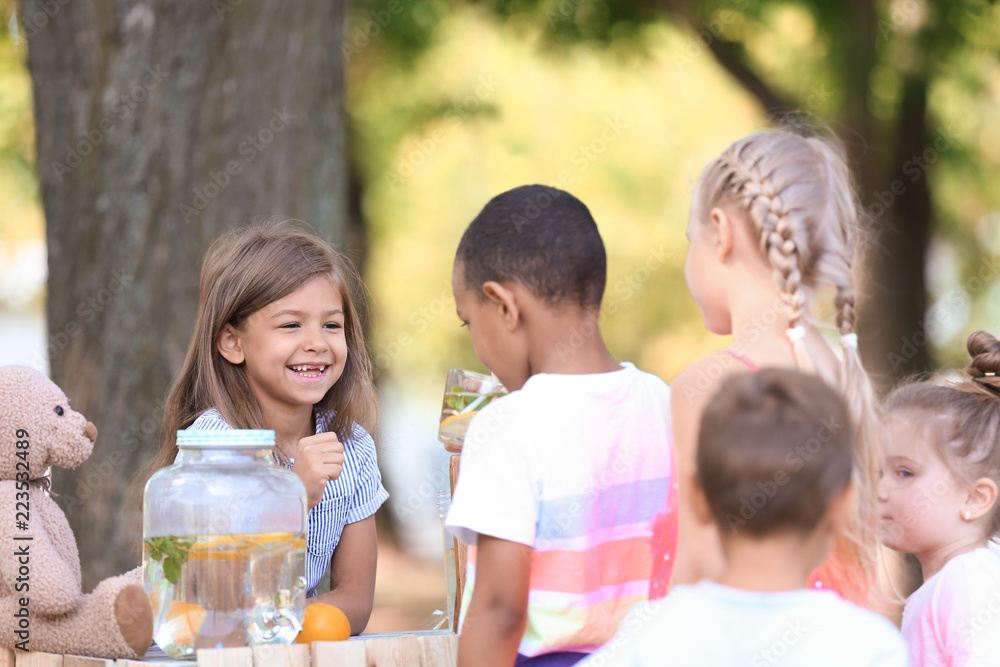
251,644,308,667
448,454,466,634
62,658,114,667
196,647,252,667
14,653,62,667
0,648,14,667
418,634,457,667
311,641,365,665
366,635,422,667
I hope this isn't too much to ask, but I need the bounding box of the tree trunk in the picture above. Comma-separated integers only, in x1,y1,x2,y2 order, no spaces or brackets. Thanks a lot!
857,75,933,389
21,0,349,589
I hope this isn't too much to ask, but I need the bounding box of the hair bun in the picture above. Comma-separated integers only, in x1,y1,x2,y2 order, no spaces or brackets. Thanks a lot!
964,331,1000,394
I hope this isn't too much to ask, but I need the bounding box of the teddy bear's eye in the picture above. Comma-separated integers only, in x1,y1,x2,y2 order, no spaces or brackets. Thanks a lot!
54,405,64,416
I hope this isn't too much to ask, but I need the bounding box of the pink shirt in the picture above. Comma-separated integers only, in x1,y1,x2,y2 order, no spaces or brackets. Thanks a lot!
903,547,1000,666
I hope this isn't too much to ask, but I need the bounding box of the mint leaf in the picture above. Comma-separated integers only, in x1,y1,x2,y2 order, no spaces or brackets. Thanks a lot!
163,557,181,585
144,535,193,584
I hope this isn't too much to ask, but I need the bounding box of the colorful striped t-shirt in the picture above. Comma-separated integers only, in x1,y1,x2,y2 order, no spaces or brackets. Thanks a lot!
446,363,674,658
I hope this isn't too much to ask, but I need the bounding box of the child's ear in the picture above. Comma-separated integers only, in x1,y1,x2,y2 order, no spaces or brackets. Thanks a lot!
708,207,735,262
481,281,520,331
217,324,245,365
963,477,999,522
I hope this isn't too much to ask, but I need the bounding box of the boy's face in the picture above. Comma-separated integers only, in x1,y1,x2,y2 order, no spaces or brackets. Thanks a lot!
452,261,528,391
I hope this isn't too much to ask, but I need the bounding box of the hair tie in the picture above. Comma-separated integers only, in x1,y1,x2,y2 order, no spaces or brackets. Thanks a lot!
840,333,858,350
786,325,806,343
972,373,1000,397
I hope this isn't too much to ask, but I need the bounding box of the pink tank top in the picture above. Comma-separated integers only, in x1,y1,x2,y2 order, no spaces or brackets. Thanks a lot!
657,348,869,605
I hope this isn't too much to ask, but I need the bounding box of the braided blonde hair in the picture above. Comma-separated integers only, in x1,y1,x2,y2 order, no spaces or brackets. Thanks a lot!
693,129,883,608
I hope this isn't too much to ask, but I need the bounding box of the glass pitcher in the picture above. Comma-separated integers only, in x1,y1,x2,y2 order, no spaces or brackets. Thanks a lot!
143,429,307,659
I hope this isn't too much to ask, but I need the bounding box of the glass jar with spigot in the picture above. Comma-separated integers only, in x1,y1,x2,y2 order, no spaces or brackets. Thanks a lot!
143,430,307,659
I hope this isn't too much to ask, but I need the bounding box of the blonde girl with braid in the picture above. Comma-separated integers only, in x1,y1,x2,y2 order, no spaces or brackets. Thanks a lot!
659,129,884,610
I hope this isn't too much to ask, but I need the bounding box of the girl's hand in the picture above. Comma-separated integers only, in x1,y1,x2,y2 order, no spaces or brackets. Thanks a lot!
294,433,345,510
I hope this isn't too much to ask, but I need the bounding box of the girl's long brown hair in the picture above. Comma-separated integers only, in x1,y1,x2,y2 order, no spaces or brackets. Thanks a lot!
140,218,378,488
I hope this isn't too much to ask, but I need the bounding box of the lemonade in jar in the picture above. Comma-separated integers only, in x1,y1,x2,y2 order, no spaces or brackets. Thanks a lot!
143,430,307,659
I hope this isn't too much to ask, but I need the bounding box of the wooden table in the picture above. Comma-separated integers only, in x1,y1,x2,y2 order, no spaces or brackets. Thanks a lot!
0,631,457,667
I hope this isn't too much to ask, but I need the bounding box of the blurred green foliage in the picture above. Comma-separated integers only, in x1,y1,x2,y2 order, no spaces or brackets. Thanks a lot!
0,0,42,245
343,0,1000,391
2,0,999,386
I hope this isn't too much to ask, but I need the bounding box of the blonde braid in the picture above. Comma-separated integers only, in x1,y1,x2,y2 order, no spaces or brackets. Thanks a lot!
731,148,814,371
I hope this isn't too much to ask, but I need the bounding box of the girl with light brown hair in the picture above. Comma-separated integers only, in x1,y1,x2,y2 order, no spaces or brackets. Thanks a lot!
145,219,385,634
880,331,1000,664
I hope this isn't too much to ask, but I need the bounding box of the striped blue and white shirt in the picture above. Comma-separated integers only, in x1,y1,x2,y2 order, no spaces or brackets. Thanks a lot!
187,408,389,596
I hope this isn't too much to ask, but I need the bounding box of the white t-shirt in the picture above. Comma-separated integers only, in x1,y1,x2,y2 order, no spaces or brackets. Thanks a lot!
579,581,908,667
903,546,1000,666
445,363,675,657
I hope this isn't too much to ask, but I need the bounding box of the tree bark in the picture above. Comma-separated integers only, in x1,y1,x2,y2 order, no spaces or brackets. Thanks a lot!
858,75,933,389
21,0,349,589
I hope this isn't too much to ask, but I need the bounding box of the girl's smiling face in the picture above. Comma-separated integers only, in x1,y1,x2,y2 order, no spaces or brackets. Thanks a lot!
877,416,969,558
219,275,348,415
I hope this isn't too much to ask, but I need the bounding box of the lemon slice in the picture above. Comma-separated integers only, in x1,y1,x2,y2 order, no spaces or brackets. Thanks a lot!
440,411,478,430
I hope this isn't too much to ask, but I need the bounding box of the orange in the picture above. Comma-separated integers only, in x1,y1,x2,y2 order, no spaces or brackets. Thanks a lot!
163,600,206,646
296,603,351,643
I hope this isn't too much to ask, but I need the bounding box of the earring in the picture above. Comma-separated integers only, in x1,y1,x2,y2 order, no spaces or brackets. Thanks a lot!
964,510,972,521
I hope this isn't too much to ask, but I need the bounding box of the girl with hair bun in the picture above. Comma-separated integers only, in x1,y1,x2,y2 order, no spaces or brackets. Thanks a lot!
663,128,886,610
880,330,1000,665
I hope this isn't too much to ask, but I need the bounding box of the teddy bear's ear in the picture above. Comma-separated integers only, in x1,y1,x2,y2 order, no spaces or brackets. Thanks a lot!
0,365,94,474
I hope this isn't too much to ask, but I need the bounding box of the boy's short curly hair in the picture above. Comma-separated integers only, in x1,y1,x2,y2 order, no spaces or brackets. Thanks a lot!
698,368,855,538
455,185,606,308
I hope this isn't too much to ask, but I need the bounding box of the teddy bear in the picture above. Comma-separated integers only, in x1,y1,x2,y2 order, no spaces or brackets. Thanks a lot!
0,365,152,659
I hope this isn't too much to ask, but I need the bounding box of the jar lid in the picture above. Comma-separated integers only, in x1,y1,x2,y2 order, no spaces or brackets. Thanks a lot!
177,429,275,448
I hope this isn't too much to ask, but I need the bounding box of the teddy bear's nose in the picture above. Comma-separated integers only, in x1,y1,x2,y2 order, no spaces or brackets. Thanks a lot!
84,421,98,442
